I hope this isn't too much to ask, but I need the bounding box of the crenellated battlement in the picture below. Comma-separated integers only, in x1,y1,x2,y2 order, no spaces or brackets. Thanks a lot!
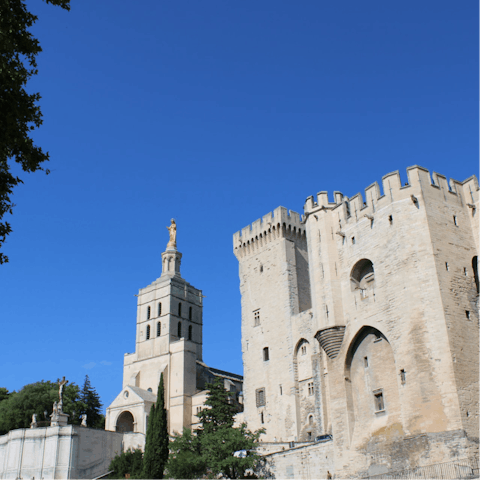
233,206,306,258
304,166,479,224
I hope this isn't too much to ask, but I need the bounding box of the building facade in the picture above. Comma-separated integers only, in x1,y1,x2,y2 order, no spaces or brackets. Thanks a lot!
234,166,479,477
106,238,243,439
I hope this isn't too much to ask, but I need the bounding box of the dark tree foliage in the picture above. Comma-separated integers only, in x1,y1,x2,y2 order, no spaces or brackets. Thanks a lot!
0,0,71,264
77,374,104,428
165,428,206,479
0,388,10,402
0,380,79,434
108,448,143,479
197,376,237,434
168,377,264,479
142,373,169,479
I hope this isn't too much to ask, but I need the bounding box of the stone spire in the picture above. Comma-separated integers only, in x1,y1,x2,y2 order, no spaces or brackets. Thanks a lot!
161,219,182,277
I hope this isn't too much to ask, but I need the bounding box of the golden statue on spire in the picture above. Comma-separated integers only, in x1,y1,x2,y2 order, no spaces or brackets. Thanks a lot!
166,218,177,249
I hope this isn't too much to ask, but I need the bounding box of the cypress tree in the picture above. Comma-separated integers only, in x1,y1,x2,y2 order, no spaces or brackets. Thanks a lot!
143,373,169,478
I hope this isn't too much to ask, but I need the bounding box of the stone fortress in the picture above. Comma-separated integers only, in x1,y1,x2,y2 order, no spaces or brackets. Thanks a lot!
233,165,479,478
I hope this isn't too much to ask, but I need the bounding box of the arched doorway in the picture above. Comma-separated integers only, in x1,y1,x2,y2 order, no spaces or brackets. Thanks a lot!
116,411,134,433
344,326,401,446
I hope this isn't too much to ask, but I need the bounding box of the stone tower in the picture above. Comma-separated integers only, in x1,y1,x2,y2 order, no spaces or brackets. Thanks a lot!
106,227,204,436
234,167,478,477
233,207,323,442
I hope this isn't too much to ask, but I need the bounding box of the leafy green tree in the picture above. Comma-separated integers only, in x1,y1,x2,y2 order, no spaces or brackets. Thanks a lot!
77,375,104,428
165,428,206,479
0,0,71,264
0,388,10,403
0,380,79,434
142,373,169,478
108,448,143,479
197,377,237,434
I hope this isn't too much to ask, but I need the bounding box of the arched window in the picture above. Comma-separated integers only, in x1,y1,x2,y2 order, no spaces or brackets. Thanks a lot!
178,321,182,338
158,302,162,316
147,306,151,320
350,259,374,296
178,303,182,317
473,256,479,294
188,325,193,341
146,325,151,340
116,411,134,433
263,347,269,361
157,322,161,337
189,306,192,320
308,414,314,425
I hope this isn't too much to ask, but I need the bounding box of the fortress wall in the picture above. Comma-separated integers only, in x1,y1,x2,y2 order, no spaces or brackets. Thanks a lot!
0,426,123,479
261,441,335,480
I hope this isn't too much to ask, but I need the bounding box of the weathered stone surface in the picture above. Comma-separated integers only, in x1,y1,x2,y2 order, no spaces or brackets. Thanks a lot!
234,167,479,478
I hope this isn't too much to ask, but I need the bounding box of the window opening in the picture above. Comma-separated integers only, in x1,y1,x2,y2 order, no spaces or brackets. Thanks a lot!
464,267,468,276
307,432,312,440
364,356,368,368
453,215,458,226
147,306,151,320
260,265,264,273
374,391,385,411
400,369,406,384
158,302,162,316
196,407,202,414
256,388,265,407
254,309,260,326
146,325,150,340
189,306,192,320
445,262,449,271
352,236,355,245
260,412,264,424
188,325,193,340
178,303,182,317
308,415,313,425
177,321,182,338
279,385,283,395
388,215,393,224
157,322,161,337
263,347,269,361
473,256,479,293
466,310,471,320
301,345,307,356
308,382,314,396
147,388,152,392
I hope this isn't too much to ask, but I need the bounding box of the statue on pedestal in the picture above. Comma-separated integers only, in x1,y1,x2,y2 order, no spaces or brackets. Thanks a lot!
30,414,38,428
81,414,87,427
58,376,67,412
166,218,177,249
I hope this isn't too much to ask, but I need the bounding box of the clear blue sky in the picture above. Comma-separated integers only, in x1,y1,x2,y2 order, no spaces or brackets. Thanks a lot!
1,1,477,413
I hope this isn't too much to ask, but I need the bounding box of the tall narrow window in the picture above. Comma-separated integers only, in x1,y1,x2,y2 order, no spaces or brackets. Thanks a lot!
308,382,314,396
279,385,283,395
473,256,479,293
256,388,265,407
400,369,406,384
254,309,260,326
178,303,182,317
158,302,162,316
260,412,264,424
364,356,368,368
147,306,151,320
189,306,192,320
453,215,458,226
178,321,182,338
188,325,193,340
374,391,385,411
301,345,307,355
263,347,269,361
157,322,161,337
146,325,151,340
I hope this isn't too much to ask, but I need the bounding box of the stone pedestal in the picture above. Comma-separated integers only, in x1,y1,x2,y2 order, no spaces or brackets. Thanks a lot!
51,411,69,427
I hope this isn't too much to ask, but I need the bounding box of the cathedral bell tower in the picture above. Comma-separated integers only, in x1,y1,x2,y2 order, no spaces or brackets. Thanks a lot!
105,219,204,437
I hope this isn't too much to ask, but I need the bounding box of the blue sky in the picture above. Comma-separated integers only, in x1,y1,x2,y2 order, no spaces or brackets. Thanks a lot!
1,1,477,413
